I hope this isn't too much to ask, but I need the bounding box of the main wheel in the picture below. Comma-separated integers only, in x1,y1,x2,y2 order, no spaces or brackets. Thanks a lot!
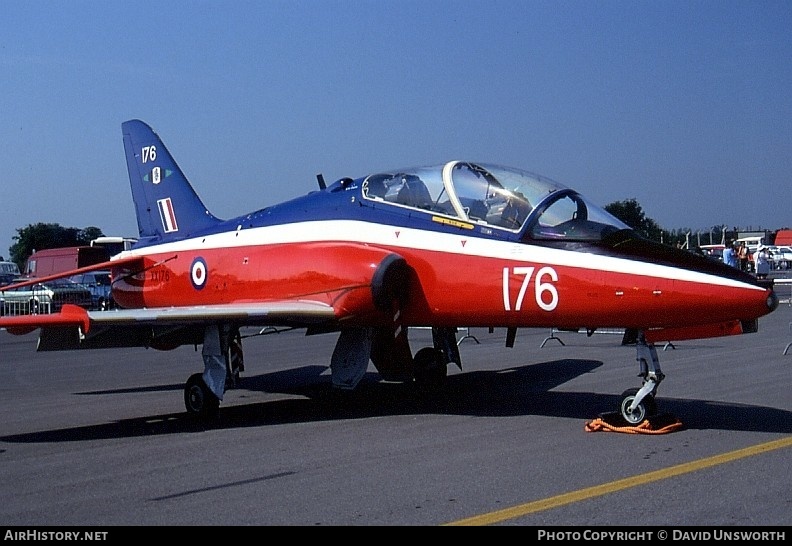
184,373,220,417
619,387,657,424
413,347,448,388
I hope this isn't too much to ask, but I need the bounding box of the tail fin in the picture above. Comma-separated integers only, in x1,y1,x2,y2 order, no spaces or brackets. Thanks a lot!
122,119,223,244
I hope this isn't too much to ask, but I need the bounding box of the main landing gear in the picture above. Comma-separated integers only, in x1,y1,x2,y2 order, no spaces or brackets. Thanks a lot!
412,327,461,388
619,331,664,424
413,347,448,386
183,325,244,418
184,372,220,417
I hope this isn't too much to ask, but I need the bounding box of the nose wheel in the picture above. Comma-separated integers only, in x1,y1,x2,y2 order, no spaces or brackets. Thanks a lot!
619,387,657,424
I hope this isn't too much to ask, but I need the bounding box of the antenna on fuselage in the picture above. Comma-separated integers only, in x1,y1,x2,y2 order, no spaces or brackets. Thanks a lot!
316,173,327,190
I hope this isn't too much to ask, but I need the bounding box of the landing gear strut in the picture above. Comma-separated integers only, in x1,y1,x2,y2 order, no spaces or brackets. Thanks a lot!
619,332,664,424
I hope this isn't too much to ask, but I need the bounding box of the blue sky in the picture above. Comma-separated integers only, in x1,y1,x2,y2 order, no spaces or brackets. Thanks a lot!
2,0,790,256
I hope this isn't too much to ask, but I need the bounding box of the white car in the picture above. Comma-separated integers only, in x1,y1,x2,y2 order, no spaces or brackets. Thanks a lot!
767,246,792,269
0,278,92,316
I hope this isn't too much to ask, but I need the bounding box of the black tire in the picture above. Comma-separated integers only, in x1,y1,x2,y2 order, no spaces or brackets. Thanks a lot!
413,347,447,388
184,373,220,417
619,387,657,424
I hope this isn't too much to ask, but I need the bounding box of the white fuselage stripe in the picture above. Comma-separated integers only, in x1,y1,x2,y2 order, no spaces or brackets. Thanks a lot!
113,220,761,290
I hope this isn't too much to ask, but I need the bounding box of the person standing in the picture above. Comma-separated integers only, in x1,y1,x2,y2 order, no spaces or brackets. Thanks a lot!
755,246,771,279
723,242,738,268
737,242,750,271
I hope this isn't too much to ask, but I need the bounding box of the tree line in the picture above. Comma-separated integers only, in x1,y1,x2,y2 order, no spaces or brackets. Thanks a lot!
4,223,105,267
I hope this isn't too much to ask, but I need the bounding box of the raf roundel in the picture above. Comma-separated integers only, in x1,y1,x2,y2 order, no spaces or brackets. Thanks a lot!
190,257,207,290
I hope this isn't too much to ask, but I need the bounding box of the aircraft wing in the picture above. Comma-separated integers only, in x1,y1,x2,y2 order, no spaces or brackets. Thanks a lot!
0,300,338,351
85,301,336,326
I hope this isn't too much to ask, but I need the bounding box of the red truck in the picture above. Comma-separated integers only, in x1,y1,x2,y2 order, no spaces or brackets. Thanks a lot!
24,246,110,278
775,229,792,246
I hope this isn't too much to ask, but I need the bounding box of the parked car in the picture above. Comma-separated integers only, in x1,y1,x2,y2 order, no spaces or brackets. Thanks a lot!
0,261,21,287
69,270,114,310
0,278,93,316
697,244,725,262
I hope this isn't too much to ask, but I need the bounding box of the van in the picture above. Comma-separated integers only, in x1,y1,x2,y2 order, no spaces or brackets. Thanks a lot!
734,236,763,251
25,246,110,278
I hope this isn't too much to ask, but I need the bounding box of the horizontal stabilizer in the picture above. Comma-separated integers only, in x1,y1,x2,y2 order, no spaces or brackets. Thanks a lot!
0,304,90,336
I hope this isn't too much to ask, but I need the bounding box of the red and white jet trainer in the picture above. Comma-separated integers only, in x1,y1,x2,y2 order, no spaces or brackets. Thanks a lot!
0,120,778,423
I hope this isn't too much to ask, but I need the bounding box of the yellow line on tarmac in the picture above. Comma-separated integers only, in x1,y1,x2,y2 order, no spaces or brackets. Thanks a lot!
445,435,792,526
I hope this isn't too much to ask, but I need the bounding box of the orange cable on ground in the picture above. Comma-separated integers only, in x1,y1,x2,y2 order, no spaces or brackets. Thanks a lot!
584,413,684,434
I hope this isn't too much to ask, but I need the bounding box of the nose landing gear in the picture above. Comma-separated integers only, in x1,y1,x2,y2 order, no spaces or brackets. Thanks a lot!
619,332,664,424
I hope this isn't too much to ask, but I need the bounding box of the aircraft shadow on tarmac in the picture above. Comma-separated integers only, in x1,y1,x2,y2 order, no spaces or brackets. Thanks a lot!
2,357,791,444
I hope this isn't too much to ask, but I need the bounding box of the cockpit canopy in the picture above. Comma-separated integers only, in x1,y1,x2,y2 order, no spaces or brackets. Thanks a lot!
361,161,631,242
